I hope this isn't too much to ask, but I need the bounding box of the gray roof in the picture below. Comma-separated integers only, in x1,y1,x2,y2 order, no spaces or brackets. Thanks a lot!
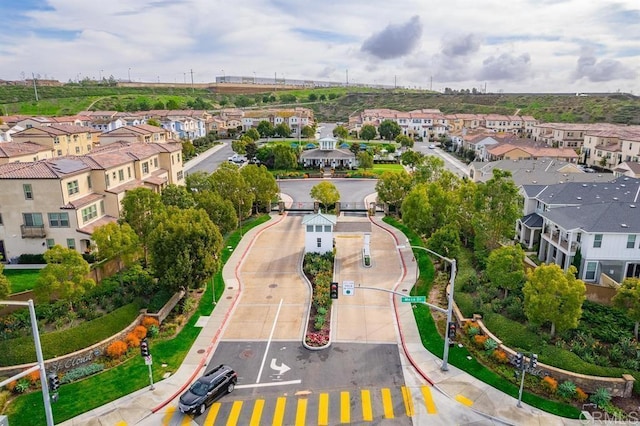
540,202,640,233
534,177,640,206
521,212,543,228
300,148,354,160
302,212,337,226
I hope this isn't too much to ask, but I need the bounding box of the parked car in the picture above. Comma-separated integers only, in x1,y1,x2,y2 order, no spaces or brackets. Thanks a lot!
428,144,436,149
228,154,245,164
179,365,237,415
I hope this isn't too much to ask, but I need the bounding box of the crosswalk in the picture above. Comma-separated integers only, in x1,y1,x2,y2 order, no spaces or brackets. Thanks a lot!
161,385,438,425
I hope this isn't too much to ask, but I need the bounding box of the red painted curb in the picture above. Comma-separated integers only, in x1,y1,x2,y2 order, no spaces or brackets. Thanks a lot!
151,213,287,413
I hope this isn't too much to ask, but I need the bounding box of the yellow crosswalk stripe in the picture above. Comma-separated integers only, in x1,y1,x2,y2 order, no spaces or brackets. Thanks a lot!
295,397,308,426
162,406,176,426
272,396,287,426
340,391,350,423
318,393,329,426
455,394,474,407
249,399,265,426
401,385,414,417
203,402,221,426
361,389,373,421
381,387,394,419
421,385,438,414
226,400,243,426
115,421,127,426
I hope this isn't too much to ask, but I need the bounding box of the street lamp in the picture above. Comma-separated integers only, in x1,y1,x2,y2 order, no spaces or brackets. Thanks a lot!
253,71,256,84
128,68,131,82
410,245,457,371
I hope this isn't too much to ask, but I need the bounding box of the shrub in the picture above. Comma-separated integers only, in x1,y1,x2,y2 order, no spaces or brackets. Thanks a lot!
148,324,160,338
60,363,104,384
589,387,611,408
5,381,16,392
316,306,327,316
132,325,148,340
484,338,498,352
557,380,576,399
473,335,488,347
125,332,141,348
0,390,9,412
27,370,40,385
492,349,509,364
14,379,31,393
314,315,326,331
106,340,128,359
467,326,480,337
541,376,558,394
575,387,588,402
142,317,160,328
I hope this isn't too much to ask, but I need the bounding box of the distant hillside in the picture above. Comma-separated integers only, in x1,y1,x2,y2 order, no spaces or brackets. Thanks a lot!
1,83,638,125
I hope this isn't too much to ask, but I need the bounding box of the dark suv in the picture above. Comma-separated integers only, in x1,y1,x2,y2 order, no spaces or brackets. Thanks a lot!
179,364,237,415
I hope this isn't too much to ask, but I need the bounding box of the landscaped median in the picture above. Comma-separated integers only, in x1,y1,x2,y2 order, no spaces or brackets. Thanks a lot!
3,215,271,426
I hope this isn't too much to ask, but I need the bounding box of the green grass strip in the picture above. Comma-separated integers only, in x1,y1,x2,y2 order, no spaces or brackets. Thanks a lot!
4,269,41,294
6,215,271,425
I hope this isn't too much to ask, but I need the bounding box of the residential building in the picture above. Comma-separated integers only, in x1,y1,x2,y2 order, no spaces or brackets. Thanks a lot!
0,142,54,165
486,144,579,162
98,124,173,145
11,124,101,156
581,127,640,169
515,177,640,284
613,162,640,178
0,142,184,262
302,211,337,254
300,137,355,169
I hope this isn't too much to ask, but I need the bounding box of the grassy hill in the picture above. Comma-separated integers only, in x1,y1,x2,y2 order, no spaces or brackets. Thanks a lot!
1,83,639,124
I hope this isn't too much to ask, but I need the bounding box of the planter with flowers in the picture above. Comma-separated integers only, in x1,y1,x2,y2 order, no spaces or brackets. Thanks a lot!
302,252,334,350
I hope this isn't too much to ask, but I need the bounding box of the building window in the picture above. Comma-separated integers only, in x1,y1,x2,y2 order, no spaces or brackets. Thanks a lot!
593,234,603,248
100,200,104,215
87,176,92,189
177,154,181,163
317,238,322,248
67,238,76,250
46,238,55,248
177,171,184,180
105,173,110,187
48,212,69,227
75,146,80,154
306,225,313,232
0,213,3,225
67,180,79,195
23,184,33,200
118,170,125,181
127,167,131,178
23,212,43,226
315,225,323,232
142,162,149,174
154,158,158,168
324,225,331,232
585,261,598,280
87,144,91,152
81,205,98,223
57,150,62,156
628,235,637,249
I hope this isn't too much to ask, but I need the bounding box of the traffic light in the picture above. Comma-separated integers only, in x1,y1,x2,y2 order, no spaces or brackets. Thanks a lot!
140,338,150,357
48,373,60,392
447,322,457,339
330,282,339,300
515,352,523,370
530,353,538,369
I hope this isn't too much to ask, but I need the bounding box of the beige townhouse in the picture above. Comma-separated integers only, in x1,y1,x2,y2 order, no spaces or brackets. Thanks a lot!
0,141,54,165
98,124,173,145
11,124,101,156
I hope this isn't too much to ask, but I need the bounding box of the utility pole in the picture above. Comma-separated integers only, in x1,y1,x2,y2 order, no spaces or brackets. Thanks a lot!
32,73,39,102
394,75,397,89
346,69,349,87
190,68,194,92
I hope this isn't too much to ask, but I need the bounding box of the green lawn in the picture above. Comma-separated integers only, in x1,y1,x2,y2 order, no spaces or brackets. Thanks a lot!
5,215,271,426
4,269,41,294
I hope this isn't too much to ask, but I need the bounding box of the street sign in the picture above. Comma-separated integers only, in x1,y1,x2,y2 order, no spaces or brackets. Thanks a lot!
342,280,355,296
401,296,426,303
144,355,153,366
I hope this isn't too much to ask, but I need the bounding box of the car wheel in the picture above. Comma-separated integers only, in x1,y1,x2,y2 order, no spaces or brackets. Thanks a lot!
227,382,235,393
198,403,206,415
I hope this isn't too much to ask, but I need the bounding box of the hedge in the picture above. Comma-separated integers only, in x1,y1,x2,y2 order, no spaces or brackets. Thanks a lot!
0,302,141,366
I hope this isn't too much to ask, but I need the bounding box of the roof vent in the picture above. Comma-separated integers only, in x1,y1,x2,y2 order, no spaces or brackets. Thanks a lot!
613,197,618,200
621,224,628,228
582,184,588,187
631,205,636,208
532,180,537,184
526,170,531,173
576,196,582,200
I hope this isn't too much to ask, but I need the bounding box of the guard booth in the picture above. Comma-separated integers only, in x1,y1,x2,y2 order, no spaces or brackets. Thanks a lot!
301,211,337,254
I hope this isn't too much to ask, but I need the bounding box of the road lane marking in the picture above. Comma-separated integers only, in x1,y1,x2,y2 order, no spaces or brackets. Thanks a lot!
203,402,221,426
381,387,394,419
340,391,350,423
249,399,264,426
162,406,176,425
272,396,287,426
455,394,474,407
361,389,373,421
421,385,437,414
295,397,307,426
236,379,302,389
401,385,414,417
115,422,127,426
318,393,329,425
256,299,284,384
226,400,243,426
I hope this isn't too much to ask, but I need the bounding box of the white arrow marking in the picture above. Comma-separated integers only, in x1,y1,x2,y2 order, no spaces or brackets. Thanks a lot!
270,359,291,375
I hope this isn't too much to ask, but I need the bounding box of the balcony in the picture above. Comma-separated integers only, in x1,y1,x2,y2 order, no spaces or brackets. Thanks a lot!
542,229,578,253
21,224,46,238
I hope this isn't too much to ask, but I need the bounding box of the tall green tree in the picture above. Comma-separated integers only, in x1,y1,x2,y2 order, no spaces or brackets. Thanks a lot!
272,144,298,170
357,151,373,170
360,125,377,141
194,191,237,235
241,164,279,213
245,128,261,141
35,246,95,309
0,257,11,299
333,125,349,139
120,187,164,263
425,224,461,261
414,155,446,183
523,264,586,337
395,134,414,149
245,140,258,161
349,142,361,156
400,150,424,170
185,171,212,193
149,208,223,292
274,123,291,138
301,125,315,139
310,181,340,211
92,222,140,271
256,120,274,138
375,170,413,215
208,162,254,222
612,278,640,340
161,184,196,209
378,120,402,140
486,245,526,299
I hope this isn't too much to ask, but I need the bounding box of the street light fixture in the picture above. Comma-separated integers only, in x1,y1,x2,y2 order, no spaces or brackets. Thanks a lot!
410,245,457,371
128,68,131,82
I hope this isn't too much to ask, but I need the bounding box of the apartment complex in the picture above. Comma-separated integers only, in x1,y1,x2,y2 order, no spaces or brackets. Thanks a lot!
0,142,184,262
11,124,102,157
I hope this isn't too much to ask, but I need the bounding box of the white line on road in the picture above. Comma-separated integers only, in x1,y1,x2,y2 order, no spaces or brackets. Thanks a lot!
255,298,283,384
236,379,302,389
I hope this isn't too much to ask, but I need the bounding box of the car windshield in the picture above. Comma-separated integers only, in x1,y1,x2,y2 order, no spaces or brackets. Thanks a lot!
189,380,209,396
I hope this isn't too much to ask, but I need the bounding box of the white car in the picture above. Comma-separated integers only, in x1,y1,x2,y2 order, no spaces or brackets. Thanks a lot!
428,144,436,149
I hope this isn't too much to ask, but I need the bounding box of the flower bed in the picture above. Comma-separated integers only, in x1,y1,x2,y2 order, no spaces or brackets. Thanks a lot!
302,252,334,349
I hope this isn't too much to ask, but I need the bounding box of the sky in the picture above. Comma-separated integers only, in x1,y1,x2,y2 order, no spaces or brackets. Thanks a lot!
1,0,639,94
